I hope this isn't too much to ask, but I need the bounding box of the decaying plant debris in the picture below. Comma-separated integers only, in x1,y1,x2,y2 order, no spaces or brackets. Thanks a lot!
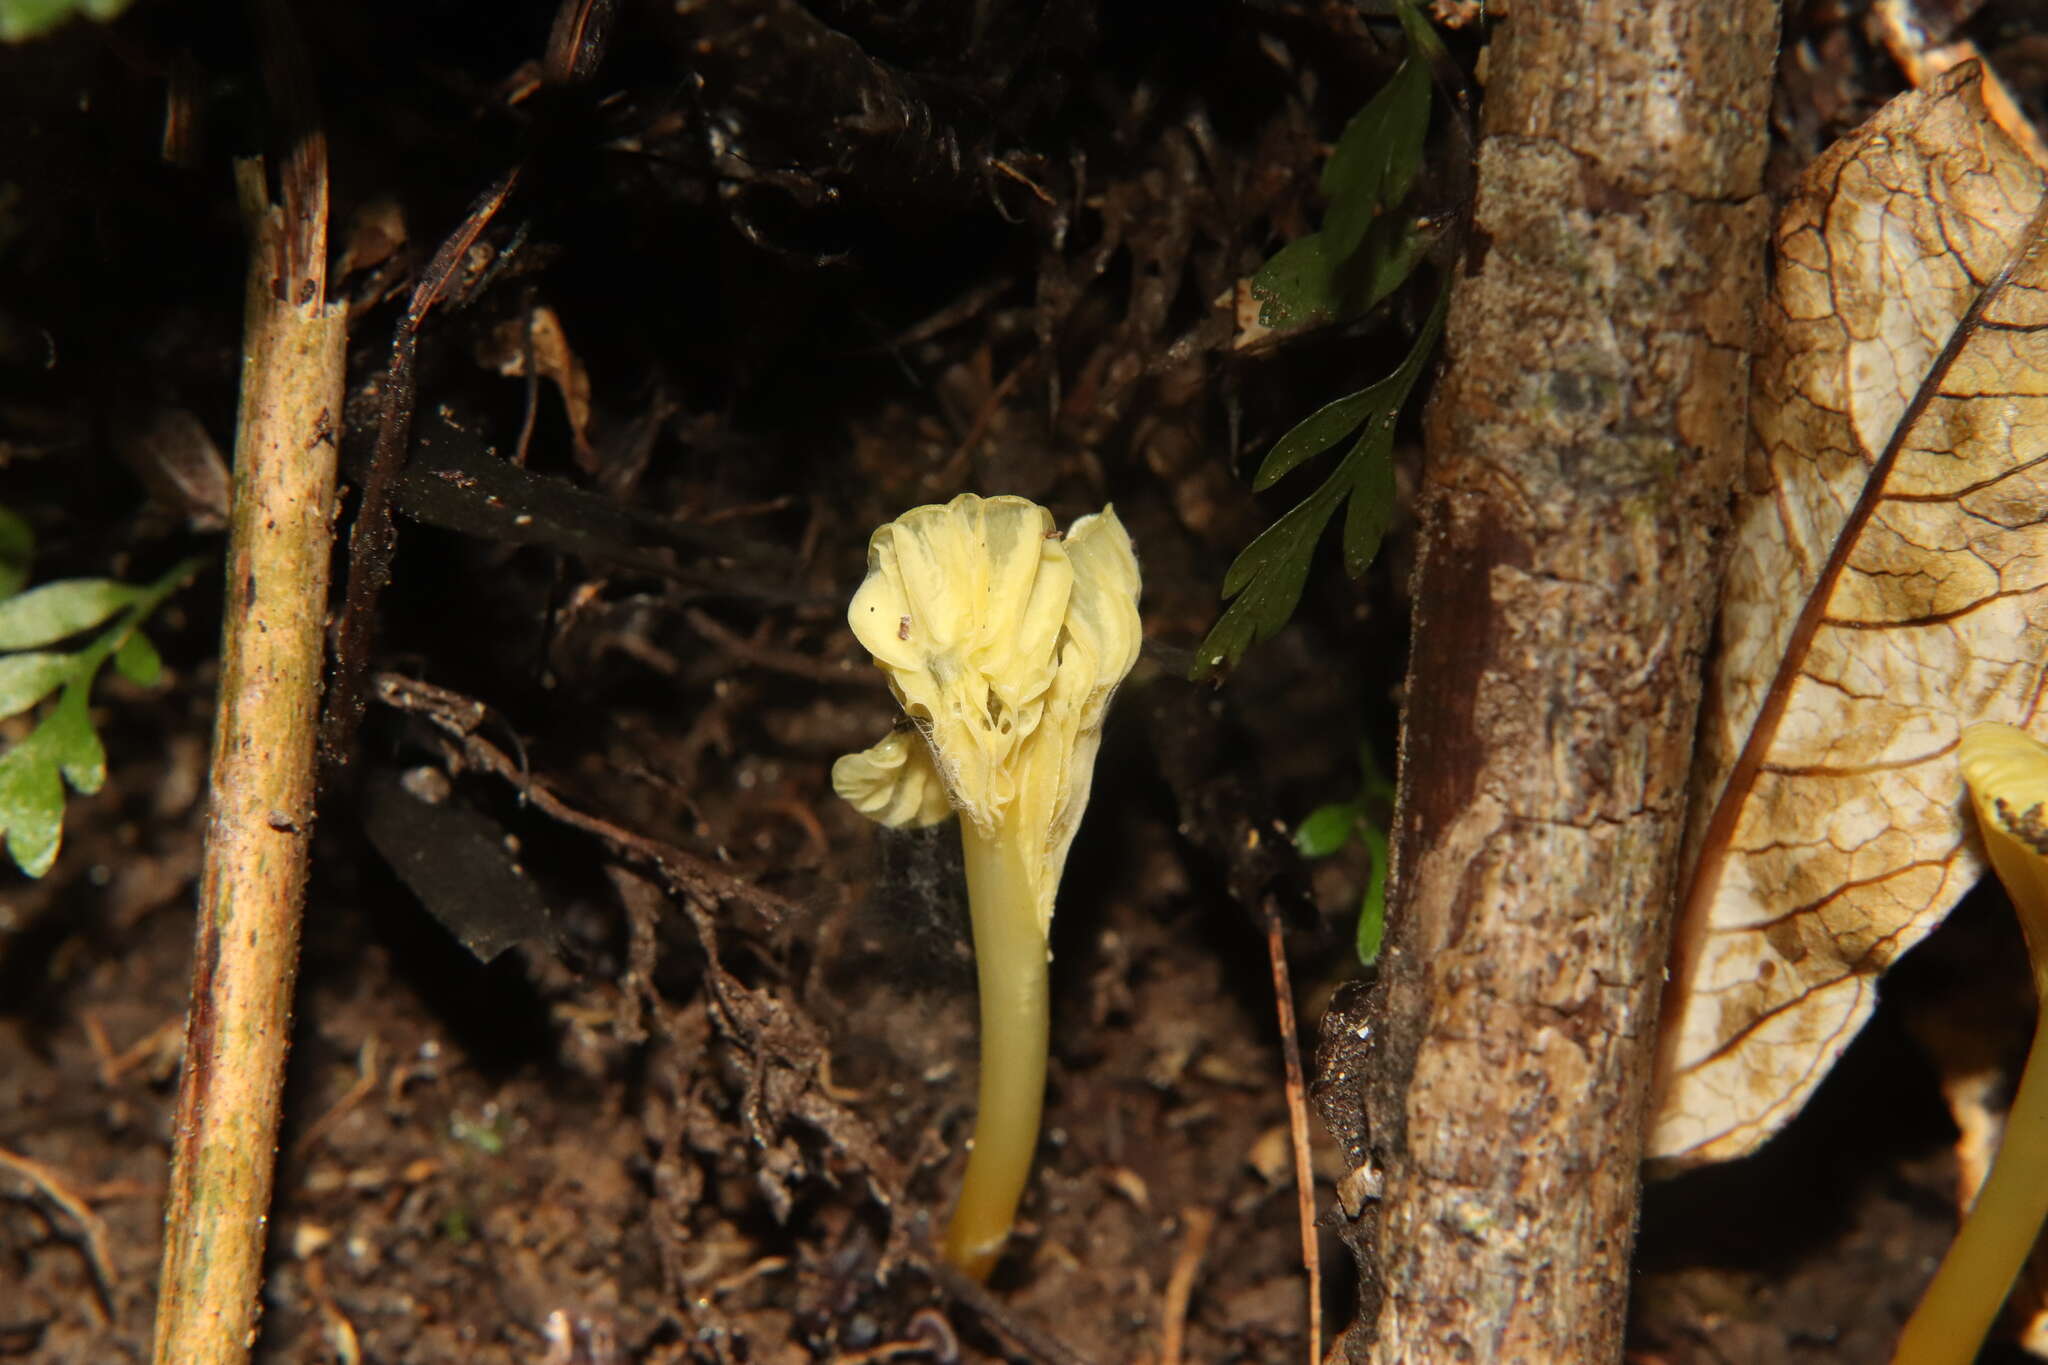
6,1,2048,1363
1655,65,2048,1174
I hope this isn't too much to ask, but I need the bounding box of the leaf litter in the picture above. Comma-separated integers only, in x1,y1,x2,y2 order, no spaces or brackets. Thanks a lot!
10,2,2032,1361
0,5,1386,1360
1655,64,2048,1169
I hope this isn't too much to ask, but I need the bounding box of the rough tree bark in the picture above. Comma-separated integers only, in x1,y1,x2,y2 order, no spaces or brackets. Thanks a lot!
1320,5,1780,1361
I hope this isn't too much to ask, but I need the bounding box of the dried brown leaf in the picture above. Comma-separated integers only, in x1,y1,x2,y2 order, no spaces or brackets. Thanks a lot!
481,303,594,463
1652,65,2048,1168
109,405,230,530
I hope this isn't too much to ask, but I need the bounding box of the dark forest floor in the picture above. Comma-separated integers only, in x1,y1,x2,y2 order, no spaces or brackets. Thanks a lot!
3,1,2046,1361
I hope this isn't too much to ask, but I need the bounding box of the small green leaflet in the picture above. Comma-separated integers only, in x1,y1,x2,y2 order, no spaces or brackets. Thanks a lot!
1250,236,1348,333
0,578,143,650
1247,0,1439,335
1354,821,1389,966
1291,745,1396,967
1193,287,1446,678
0,652,73,720
0,725,62,878
0,552,198,876
0,0,132,43
1293,801,1361,860
1199,0,1446,680
0,508,31,598
1319,26,1431,265
1248,215,1434,335
114,630,162,686
1254,340,1424,493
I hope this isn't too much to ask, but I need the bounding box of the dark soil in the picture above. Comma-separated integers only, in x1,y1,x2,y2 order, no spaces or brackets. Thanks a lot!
1,1,2045,1362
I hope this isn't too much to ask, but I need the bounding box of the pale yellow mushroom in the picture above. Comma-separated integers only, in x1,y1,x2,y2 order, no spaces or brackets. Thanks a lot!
1894,722,2048,1363
834,493,1141,1279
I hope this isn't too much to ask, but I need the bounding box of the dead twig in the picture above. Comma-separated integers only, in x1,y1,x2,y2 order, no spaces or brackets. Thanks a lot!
947,362,1026,470
707,1256,789,1297
683,607,866,685
301,1255,362,1365
322,1,622,761
292,1036,381,1159
1159,1205,1216,1365
1261,901,1321,1365
696,494,798,526
152,8,348,1355
322,166,520,765
920,1255,1099,1365
1355,4,1775,1357
758,795,830,866
512,288,542,469
883,276,1014,351
83,1011,184,1088
542,0,616,86
0,1146,119,1318
372,671,797,926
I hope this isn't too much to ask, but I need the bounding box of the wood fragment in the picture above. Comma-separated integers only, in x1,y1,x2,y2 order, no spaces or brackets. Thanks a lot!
149,30,345,1365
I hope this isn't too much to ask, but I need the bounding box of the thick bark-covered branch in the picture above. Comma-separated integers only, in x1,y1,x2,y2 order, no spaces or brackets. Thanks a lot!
1325,5,1779,1360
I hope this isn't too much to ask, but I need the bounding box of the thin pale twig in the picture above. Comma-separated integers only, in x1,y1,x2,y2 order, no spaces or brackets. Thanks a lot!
830,1330,950,1365
1159,1205,1216,1365
512,288,541,468
82,1012,183,1087
684,607,866,684
302,1255,362,1365
0,1146,119,1318
293,1036,381,1158
698,494,798,526
882,275,1014,350
1263,900,1322,1365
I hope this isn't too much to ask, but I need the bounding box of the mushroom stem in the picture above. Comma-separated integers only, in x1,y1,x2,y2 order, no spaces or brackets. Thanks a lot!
1895,722,2048,1364
944,817,1050,1280
1893,1001,2048,1363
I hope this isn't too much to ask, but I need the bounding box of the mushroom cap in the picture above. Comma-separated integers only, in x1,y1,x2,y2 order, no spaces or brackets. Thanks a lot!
1960,722,2048,956
848,494,1069,827
837,493,1143,935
